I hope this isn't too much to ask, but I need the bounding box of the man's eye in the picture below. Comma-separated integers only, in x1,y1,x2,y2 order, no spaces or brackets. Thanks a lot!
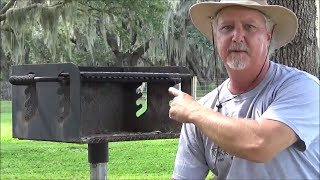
220,25,233,31
245,24,256,30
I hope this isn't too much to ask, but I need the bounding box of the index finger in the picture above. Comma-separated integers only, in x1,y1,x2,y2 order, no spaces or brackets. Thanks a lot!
168,87,183,97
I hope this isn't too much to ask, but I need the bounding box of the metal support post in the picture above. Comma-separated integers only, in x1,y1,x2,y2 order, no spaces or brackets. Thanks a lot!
88,143,109,180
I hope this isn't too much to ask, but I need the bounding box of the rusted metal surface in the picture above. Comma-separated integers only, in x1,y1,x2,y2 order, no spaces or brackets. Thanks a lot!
10,63,193,143
82,132,180,143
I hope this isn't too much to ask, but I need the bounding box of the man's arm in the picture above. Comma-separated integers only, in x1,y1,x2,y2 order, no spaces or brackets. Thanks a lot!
168,87,297,163
191,108,297,163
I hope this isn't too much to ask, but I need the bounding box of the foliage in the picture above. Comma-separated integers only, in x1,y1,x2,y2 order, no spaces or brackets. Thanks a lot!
0,0,226,82
1,0,170,66
3,0,316,81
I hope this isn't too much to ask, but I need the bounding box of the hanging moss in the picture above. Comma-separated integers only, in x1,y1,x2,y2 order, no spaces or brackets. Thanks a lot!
100,13,110,56
4,1,64,63
145,0,224,78
5,6,29,63
2,0,221,71
39,5,60,60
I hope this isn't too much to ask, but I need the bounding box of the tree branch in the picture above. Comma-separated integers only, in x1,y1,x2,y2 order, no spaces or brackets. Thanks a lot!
0,14,5,21
133,40,150,58
0,1,66,22
186,46,205,80
140,56,155,66
129,40,150,66
0,0,16,15
131,32,137,46
130,20,143,46
106,30,120,58
0,26,14,33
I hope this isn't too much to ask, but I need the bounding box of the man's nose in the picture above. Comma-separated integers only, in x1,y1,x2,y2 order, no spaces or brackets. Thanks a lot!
231,26,245,43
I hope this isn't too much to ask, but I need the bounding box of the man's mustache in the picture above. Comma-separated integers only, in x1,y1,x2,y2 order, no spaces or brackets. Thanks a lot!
228,43,248,52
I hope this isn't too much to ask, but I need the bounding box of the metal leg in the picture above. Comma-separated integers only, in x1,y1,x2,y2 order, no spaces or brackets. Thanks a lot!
88,143,108,180
90,163,107,180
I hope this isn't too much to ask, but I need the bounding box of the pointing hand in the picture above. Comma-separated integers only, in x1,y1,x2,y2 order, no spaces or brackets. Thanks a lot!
168,87,203,123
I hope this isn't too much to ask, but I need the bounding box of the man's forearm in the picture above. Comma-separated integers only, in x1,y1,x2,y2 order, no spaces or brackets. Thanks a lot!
168,87,297,162
190,108,271,162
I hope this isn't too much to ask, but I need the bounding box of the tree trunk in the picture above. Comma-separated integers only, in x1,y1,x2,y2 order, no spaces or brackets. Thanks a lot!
269,0,319,77
0,43,12,100
24,43,30,64
106,30,150,67
0,45,10,80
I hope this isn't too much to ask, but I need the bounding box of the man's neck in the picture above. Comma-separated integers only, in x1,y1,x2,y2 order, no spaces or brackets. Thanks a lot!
227,61,270,95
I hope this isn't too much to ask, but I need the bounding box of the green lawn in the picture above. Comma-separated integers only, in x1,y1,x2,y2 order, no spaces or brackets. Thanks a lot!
0,100,213,179
0,101,179,179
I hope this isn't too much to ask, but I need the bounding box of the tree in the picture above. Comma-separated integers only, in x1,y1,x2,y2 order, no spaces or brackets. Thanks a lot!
0,0,173,100
0,0,318,79
0,0,170,67
269,0,319,76
147,0,225,84
0,0,226,85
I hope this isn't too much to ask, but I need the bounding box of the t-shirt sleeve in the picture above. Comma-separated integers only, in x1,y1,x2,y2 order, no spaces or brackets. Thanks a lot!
261,75,320,151
172,123,209,179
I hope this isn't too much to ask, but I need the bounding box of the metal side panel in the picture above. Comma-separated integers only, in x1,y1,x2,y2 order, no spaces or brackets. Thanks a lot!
11,63,81,143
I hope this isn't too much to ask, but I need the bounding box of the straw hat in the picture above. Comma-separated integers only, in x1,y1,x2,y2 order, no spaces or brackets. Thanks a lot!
189,0,298,49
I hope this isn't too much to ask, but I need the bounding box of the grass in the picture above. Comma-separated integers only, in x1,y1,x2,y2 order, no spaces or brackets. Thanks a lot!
0,100,214,179
0,101,179,179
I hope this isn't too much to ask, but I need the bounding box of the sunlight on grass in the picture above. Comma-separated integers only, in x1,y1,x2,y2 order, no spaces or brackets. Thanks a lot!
1,101,12,139
1,115,11,139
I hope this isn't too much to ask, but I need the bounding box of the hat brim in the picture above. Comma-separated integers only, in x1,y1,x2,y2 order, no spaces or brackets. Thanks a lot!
189,2,298,49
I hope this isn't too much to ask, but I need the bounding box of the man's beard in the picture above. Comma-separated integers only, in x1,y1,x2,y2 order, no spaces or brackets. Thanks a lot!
227,53,249,70
226,42,249,70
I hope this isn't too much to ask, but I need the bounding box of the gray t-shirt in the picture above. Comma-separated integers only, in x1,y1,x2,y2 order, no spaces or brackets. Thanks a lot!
172,61,320,179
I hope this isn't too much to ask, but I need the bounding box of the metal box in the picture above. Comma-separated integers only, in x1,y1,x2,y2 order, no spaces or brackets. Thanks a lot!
10,63,193,143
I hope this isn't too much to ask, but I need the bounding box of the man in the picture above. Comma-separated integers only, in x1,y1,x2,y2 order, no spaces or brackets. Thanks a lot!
168,0,320,179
